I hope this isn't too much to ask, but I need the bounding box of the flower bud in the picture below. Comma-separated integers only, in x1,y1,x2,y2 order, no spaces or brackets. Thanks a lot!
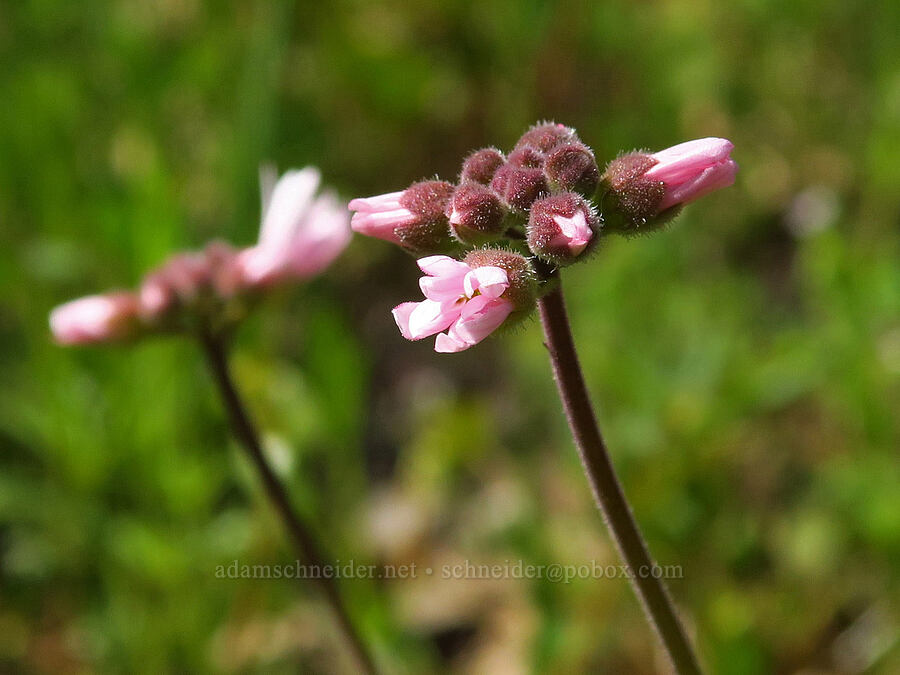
490,164,550,212
349,180,456,255
544,142,599,196
50,292,141,345
507,146,545,169
600,138,737,234
460,148,505,184
527,193,598,265
463,248,536,318
513,121,578,153
447,182,507,245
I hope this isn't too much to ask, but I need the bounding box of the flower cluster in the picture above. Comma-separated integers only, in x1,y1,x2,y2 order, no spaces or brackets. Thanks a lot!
349,123,737,353
50,167,350,345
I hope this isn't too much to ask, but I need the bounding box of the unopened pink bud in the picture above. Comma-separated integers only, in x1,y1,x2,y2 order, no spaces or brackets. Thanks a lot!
544,142,599,196
350,180,456,255
447,182,507,244
460,148,505,184
514,121,578,153
507,146,545,169
50,293,141,345
527,193,598,264
601,138,737,233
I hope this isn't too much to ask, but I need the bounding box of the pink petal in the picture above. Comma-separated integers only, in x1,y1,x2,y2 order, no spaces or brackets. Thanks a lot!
348,191,405,212
419,273,466,302
350,209,414,243
453,296,513,344
657,158,738,210
258,168,321,249
645,138,734,181
434,331,471,353
49,293,136,345
392,299,460,341
463,266,509,299
417,255,471,278
551,212,593,254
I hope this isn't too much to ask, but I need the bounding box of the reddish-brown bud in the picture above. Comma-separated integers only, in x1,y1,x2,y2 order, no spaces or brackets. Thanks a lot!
490,164,550,212
507,145,545,169
447,182,507,245
527,193,599,265
394,180,457,254
544,142,599,196
599,152,668,233
460,148,505,184
513,121,579,154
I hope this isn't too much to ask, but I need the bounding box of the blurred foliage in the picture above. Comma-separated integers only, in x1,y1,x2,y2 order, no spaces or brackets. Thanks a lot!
1,0,899,672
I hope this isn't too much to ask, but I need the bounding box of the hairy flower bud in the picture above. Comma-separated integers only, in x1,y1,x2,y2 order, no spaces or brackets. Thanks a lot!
447,182,507,245
349,180,456,255
601,138,737,234
490,164,550,212
544,142,599,196
527,193,599,265
460,148,505,184
507,146,545,169
514,121,578,153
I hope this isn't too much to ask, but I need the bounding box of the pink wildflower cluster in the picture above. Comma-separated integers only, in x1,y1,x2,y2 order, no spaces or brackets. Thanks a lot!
349,122,737,353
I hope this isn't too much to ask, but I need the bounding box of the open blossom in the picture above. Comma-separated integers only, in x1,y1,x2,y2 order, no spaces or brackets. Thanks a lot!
392,256,514,353
239,167,351,286
644,137,738,211
49,293,140,345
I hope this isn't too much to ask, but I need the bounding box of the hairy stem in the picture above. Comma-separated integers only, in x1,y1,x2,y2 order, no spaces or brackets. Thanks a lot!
537,279,702,675
200,333,379,675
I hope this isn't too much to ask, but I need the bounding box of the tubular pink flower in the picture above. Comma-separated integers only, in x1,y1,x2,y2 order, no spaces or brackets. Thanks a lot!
347,192,416,245
49,293,140,345
348,181,456,253
391,255,514,353
240,167,351,286
644,137,738,211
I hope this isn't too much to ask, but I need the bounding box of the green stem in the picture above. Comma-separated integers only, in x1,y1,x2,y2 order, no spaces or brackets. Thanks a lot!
200,332,380,675
537,277,702,674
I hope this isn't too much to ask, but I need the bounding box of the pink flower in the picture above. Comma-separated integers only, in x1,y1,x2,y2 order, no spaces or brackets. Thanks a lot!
239,167,351,286
49,293,140,345
644,137,738,211
391,255,514,353
348,181,455,253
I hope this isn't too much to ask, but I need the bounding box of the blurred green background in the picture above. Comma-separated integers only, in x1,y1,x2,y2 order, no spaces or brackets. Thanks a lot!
2,0,899,672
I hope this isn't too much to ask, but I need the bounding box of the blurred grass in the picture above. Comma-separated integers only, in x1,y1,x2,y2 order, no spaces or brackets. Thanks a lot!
1,0,899,672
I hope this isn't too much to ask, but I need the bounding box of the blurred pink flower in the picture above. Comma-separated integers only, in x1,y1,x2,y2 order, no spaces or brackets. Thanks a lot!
392,255,513,353
49,293,140,345
644,137,738,211
239,167,351,286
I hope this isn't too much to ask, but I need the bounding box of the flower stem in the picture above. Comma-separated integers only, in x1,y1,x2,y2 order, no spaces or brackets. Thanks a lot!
536,277,702,674
199,332,379,675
